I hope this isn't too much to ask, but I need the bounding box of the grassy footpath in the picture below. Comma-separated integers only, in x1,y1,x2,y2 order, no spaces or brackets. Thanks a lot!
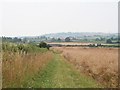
24,53,101,88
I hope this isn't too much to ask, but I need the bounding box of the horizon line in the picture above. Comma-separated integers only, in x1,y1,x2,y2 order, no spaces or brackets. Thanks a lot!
1,31,119,37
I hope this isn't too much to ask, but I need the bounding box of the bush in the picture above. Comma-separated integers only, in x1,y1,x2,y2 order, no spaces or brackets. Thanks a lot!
39,42,50,50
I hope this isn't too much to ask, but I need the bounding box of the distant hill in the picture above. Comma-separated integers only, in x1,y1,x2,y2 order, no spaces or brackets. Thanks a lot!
41,32,118,39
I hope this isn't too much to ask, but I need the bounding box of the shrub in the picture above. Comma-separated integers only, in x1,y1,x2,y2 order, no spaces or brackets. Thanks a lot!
39,42,50,50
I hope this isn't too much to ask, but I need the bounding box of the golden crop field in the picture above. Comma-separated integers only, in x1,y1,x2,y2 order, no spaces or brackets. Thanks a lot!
52,47,118,87
47,42,92,45
47,42,114,46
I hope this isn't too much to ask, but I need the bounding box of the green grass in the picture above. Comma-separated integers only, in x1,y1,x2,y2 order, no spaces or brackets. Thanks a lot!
23,53,101,88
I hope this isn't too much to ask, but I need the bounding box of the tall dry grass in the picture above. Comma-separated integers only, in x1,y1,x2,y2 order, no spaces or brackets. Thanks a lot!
53,47,118,87
2,50,53,87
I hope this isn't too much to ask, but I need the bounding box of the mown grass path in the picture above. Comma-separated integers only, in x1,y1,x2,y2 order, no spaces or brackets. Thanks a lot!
26,53,100,88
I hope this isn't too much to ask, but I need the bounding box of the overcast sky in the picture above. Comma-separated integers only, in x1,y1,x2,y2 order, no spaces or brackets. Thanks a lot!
1,0,118,37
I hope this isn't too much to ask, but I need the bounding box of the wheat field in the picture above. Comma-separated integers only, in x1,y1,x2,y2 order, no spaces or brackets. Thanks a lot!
52,47,118,87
